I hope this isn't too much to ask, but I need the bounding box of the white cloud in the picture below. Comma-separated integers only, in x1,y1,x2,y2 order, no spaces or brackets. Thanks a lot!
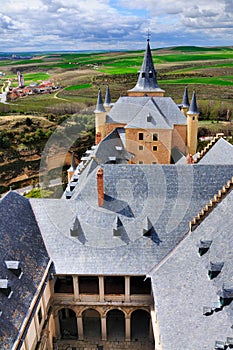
0,0,232,51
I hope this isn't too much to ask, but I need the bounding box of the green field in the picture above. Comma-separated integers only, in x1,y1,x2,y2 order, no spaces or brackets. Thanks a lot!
0,45,232,193
0,45,232,116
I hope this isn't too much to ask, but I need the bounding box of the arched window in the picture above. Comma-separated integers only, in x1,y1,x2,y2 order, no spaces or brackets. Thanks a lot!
58,308,78,339
131,309,151,341
107,309,125,341
82,308,101,340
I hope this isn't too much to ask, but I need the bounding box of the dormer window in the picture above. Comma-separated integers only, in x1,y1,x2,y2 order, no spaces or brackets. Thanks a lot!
208,261,224,279
141,72,145,78
218,284,233,306
147,113,152,122
215,340,226,349
0,279,12,298
5,261,22,278
198,240,212,256
149,70,153,78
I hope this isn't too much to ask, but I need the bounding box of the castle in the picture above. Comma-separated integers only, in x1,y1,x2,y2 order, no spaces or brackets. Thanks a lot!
0,39,233,350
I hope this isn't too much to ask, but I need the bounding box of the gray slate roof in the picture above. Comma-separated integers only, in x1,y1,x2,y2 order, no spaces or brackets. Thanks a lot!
199,138,233,164
106,96,187,127
30,164,233,276
0,191,50,349
149,189,233,350
128,40,164,93
125,98,172,130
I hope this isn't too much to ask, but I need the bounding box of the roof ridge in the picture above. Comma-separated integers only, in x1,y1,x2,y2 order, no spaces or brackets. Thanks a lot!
195,133,225,163
189,176,233,231
151,97,172,128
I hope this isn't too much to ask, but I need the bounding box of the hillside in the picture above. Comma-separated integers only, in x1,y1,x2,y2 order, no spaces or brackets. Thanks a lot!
0,45,232,194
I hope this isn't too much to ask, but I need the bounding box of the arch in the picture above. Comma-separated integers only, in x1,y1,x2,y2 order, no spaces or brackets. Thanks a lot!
82,308,101,340
107,309,125,341
58,308,78,339
103,306,127,318
131,309,150,341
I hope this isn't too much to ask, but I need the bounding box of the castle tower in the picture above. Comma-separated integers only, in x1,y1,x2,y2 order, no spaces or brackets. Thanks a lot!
17,71,24,88
187,91,199,155
181,86,190,116
128,38,165,97
103,85,111,112
94,89,106,144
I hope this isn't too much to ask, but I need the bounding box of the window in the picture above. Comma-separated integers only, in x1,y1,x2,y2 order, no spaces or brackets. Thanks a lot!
104,276,125,294
141,72,145,78
193,116,195,121
139,145,143,151
130,276,151,294
149,71,153,78
79,276,99,294
153,145,157,151
37,307,42,324
153,133,158,141
54,276,74,294
152,161,157,164
138,132,143,140
139,161,143,164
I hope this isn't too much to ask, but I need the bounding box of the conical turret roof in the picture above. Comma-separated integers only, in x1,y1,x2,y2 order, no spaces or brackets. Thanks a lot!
182,86,190,108
104,85,111,107
94,88,106,113
128,39,164,93
187,91,199,114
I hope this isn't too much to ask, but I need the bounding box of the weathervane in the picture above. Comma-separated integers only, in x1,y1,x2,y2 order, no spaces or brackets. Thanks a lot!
147,29,151,42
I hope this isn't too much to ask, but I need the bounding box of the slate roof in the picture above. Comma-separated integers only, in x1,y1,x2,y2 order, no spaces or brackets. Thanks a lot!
181,86,190,108
0,191,50,349
128,39,164,93
106,96,187,127
125,98,172,130
198,138,233,164
63,128,133,198
149,189,233,350
94,88,106,113
187,90,199,115
30,164,233,276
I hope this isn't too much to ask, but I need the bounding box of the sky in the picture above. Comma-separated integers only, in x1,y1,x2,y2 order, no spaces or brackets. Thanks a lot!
0,0,232,52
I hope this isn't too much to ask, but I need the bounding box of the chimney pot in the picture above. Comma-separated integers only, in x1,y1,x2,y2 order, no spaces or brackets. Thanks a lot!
96,167,104,206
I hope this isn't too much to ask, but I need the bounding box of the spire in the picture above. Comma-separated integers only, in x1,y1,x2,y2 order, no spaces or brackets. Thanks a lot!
182,86,190,108
104,85,111,107
128,38,164,94
187,91,199,115
94,89,106,113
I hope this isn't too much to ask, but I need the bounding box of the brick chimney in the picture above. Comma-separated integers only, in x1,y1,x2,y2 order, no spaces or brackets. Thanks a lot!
96,131,102,145
96,167,104,206
186,153,194,164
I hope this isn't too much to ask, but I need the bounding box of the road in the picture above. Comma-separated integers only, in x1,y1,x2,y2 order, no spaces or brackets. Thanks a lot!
0,80,11,104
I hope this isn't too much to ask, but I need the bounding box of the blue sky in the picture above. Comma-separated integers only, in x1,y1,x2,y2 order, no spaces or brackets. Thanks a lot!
0,0,232,52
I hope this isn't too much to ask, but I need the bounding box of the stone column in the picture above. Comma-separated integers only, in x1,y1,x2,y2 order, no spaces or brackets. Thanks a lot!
125,276,130,302
54,312,61,338
73,276,80,301
149,320,154,341
77,316,84,340
99,276,104,302
101,316,107,340
125,315,131,342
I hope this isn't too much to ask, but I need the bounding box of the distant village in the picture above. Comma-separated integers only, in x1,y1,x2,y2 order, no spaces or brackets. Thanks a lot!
7,71,61,100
